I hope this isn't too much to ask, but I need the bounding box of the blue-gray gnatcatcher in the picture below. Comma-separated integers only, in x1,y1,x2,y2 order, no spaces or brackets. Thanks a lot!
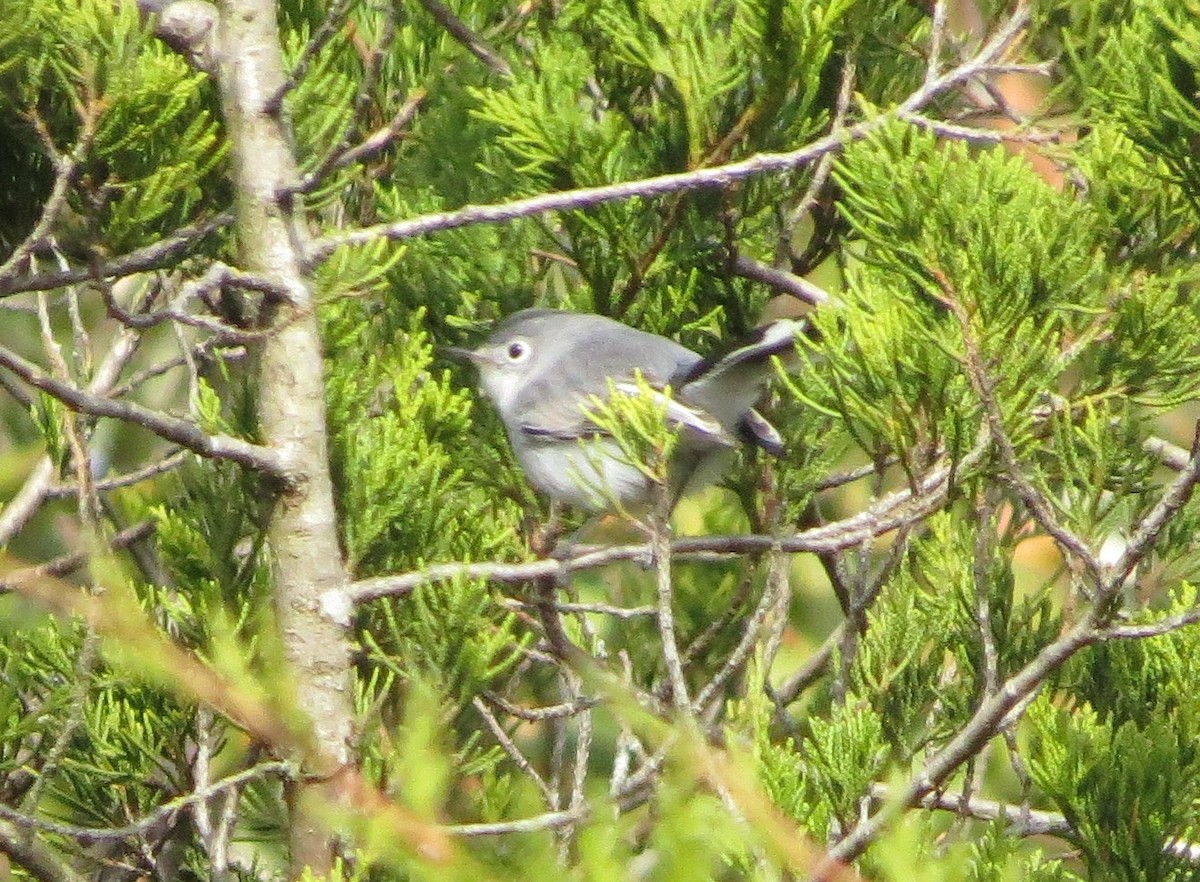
447,309,799,511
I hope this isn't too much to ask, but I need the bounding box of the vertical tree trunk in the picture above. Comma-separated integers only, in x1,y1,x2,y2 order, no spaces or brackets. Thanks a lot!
212,1,354,876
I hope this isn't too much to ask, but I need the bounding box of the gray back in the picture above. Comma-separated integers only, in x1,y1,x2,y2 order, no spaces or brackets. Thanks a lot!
490,310,699,434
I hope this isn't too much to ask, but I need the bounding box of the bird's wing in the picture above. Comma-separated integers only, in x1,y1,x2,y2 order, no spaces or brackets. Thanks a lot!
674,319,801,424
737,408,785,457
518,380,735,449
610,381,737,448
514,323,702,441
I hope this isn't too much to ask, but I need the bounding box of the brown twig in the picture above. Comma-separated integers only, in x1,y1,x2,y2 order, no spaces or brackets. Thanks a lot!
0,762,292,843
823,423,1200,868
265,0,359,114
0,99,102,286
0,343,286,478
293,89,428,196
347,433,988,609
727,253,833,306
929,268,1103,587
652,491,690,708
308,5,1034,262
416,0,512,78
0,214,233,298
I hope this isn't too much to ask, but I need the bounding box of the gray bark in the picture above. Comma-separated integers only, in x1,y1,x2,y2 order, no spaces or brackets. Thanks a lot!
211,0,355,875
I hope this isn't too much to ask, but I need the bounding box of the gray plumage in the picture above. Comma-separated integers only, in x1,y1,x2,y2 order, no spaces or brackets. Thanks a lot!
448,309,796,510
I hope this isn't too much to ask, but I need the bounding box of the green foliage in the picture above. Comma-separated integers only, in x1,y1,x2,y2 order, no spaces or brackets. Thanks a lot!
1064,0,1200,207
4,0,1200,880
864,815,1080,882
1029,694,1200,882
584,372,684,496
0,0,227,255
323,302,503,573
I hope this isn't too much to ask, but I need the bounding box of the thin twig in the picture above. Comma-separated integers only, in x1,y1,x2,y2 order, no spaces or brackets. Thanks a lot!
416,0,512,77
101,263,293,337
652,495,690,706
46,451,190,499
1144,435,1191,471
0,214,233,298
345,435,988,604
1099,607,1200,640
692,556,783,716
0,102,101,285
0,521,156,595
0,818,88,882
871,784,1200,864
265,0,358,114
959,490,1001,816
794,51,856,230
931,269,1103,586
926,0,950,86
1100,422,1200,591
308,6,1033,262
483,693,598,721
0,299,147,544
0,762,292,842
0,343,286,478
823,426,1200,869
728,253,833,306
564,665,591,851
899,111,1059,144
294,89,428,195
498,597,656,619
471,697,555,805
446,808,587,837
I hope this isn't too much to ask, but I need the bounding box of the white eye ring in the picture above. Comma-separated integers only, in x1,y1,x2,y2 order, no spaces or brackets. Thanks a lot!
505,340,530,362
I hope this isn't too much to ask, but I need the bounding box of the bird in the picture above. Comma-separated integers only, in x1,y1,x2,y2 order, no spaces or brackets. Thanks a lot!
446,309,799,511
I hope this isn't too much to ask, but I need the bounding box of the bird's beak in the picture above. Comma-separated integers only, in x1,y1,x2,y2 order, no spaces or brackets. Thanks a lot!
441,345,483,365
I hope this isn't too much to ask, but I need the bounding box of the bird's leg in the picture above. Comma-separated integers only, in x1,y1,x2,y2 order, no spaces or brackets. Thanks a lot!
530,501,567,558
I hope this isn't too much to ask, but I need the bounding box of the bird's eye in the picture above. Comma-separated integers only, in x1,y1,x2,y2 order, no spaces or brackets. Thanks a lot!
506,341,528,361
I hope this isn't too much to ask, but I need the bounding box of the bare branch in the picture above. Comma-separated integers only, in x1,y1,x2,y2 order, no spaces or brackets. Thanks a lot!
652,496,690,708
930,269,1103,586
692,551,783,715
101,262,293,339
873,784,1200,865
0,214,233,298
1100,422,1200,591
1145,434,1192,471
212,0,358,873
0,285,148,544
728,253,833,306
483,693,598,721
294,89,427,195
0,521,155,595
899,111,1061,144
345,435,987,604
823,424,1200,868
265,0,358,114
46,451,190,499
446,808,587,837
0,818,87,882
0,343,285,477
873,784,1070,837
415,0,512,78
308,5,1032,262
499,597,656,619
0,103,100,285
786,51,855,236
926,0,950,86
1099,607,1200,641
472,697,556,805
0,762,292,843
